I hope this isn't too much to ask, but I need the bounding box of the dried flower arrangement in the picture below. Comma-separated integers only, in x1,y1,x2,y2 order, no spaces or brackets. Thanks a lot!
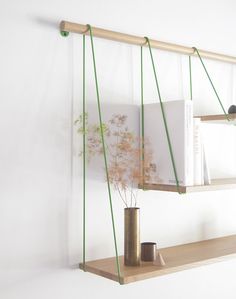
75,113,157,207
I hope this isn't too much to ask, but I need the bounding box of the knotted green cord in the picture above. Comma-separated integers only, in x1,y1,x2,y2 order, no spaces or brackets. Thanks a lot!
144,37,181,194
82,34,86,271
192,47,230,121
87,25,121,284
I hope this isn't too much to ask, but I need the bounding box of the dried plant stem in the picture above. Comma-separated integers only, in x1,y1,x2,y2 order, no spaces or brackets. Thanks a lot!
113,132,128,206
124,189,128,206
134,188,138,207
130,188,133,208
131,181,134,207
130,186,137,207
115,183,128,208
76,113,156,209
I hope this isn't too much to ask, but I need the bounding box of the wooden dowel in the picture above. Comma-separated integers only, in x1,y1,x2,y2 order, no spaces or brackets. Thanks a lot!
60,21,236,64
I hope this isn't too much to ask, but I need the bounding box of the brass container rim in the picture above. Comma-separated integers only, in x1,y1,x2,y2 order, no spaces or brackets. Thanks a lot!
125,207,140,210
141,242,157,246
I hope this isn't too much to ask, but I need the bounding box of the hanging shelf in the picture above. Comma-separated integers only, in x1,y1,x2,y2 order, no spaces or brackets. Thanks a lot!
138,178,236,193
196,113,236,124
61,21,236,285
79,234,236,284
138,114,236,193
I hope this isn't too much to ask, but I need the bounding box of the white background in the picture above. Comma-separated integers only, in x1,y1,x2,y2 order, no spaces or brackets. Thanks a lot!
1,0,236,298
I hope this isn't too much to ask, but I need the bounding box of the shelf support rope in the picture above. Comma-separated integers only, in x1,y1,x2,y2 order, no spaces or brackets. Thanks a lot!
82,34,86,271
192,47,230,121
140,46,145,187
143,37,181,194
87,24,122,284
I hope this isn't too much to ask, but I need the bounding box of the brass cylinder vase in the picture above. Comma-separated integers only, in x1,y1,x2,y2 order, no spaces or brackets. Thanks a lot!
124,207,140,266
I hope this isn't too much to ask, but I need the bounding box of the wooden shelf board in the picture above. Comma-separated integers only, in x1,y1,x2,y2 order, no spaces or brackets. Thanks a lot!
195,113,236,124
79,235,236,284
138,178,236,193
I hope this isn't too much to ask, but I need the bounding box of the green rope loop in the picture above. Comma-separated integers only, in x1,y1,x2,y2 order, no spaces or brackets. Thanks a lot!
82,34,86,271
87,24,122,284
143,37,181,194
192,47,230,121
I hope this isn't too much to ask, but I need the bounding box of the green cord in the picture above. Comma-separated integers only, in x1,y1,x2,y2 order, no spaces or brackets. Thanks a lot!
144,37,181,194
193,47,230,121
82,34,86,271
189,56,193,100
60,31,69,37
140,46,145,187
87,25,121,284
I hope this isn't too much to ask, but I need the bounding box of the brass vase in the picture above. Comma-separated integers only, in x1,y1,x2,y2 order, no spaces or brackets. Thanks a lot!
124,207,140,266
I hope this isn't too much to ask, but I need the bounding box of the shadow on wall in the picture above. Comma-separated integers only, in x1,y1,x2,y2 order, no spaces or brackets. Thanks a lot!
29,16,59,29
200,214,219,241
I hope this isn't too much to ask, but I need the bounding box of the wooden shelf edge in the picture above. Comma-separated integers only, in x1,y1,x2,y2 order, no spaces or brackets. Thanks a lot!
195,113,236,123
138,178,236,193
79,234,236,284
79,262,122,284
138,183,187,193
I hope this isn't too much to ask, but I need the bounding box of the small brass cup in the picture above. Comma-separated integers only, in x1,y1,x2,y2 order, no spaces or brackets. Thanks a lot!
141,242,157,262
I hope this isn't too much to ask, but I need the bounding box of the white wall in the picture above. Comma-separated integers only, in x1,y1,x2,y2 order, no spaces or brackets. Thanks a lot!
1,0,236,298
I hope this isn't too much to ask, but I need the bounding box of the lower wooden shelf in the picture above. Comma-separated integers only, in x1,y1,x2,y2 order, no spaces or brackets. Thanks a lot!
138,178,236,193
79,235,236,284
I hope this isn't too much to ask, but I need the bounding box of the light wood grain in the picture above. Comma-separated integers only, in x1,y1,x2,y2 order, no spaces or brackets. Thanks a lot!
195,114,236,124
79,235,236,284
60,21,236,64
138,178,236,193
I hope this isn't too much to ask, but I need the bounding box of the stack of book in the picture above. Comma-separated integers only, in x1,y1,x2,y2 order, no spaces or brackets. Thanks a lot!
143,100,211,187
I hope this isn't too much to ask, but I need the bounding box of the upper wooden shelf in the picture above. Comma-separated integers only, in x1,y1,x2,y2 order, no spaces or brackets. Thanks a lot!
137,113,236,193
138,178,236,193
195,113,236,124
79,234,236,284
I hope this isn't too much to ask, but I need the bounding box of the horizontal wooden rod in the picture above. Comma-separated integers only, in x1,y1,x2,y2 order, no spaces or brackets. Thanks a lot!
60,21,236,64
